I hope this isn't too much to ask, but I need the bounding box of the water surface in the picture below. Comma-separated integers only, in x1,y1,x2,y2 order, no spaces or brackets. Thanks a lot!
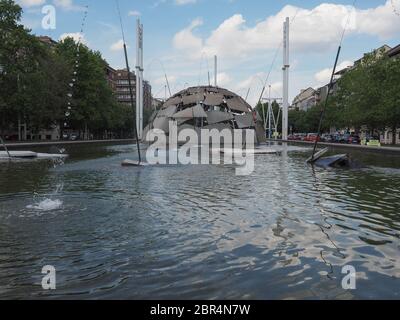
0,143,399,299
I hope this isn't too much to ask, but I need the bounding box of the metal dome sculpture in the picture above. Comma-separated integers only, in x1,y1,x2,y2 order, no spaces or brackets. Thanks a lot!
143,86,266,143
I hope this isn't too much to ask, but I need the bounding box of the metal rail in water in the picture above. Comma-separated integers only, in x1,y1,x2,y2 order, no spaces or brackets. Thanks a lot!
0,136,11,158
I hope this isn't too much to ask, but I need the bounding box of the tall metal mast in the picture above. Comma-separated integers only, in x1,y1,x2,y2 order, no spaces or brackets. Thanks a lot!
136,18,144,140
116,0,141,163
282,17,290,141
268,85,272,139
214,55,218,87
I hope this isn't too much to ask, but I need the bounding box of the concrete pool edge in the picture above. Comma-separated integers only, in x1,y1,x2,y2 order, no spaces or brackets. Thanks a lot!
266,139,400,155
3,139,136,149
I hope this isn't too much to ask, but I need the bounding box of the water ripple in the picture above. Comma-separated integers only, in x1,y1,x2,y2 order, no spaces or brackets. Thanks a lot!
0,144,400,299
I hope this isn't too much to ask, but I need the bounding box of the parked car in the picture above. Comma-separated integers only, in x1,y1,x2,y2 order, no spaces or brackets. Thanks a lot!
340,134,351,143
331,134,341,143
348,135,361,144
297,133,307,141
321,134,334,143
361,135,381,147
288,134,302,141
304,133,320,142
293,134,303,141
4,135,18,141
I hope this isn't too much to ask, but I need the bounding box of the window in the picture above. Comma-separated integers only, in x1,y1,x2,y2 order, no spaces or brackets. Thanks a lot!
118,95,133,100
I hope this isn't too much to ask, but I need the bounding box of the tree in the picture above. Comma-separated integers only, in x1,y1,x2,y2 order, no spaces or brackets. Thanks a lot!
334,53,400,143
56,38,132,138
0,0,71,137
374,56,400,144
289,52,400,143
0,0,33,134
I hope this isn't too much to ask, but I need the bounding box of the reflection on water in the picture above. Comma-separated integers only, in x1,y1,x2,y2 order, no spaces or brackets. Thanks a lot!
0,142,399,299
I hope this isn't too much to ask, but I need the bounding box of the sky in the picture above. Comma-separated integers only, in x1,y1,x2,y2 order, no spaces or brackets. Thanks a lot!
16,0,400,106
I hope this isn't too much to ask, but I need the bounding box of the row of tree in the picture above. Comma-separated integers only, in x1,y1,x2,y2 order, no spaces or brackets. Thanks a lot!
0,0,136,140
287,50,400,144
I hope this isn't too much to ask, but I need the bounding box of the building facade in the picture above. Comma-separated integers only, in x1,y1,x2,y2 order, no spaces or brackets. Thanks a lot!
105,65,117,92
114,69,136,106
381,129,400,145
37,36,58,47
388,44,400,59
112,69,152,110
354,45,392,66
291,87,317,111
143,80,152,110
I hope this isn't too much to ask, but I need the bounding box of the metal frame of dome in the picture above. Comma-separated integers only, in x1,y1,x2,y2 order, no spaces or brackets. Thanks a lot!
160,86,252,112
143,86,266,143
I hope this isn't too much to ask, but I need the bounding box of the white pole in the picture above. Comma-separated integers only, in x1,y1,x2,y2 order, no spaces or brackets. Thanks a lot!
136,18,141,140
140,23,144,139
214,55,218,87
136,19,144,140
282,17,290,141
268,85,272,139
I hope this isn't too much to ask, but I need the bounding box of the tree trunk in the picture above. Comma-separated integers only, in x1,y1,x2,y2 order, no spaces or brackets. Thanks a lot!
84,122,88,140
392,125,397,145
60,121,63,141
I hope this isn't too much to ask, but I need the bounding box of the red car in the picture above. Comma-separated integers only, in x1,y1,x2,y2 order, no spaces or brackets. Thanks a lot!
304,133,321,142
288,134,304,141
304,134,321,142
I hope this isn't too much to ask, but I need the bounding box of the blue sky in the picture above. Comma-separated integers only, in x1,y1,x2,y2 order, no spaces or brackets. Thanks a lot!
17,0,400,104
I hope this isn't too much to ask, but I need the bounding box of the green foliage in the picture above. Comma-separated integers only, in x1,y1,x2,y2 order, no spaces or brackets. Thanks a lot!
289,52,400,143
288,106,322,133
0,0,135,139
255,101,281,131
333,52,400,143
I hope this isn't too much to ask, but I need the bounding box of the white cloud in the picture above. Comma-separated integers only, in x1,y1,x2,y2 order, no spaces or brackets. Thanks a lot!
53,0,86,11
232,72,283,105
59,32,86,44
16,0,45,7
172,1,400,59
151,0,167,9
314,60,354,85
146,1,400,108
175,0,197,5
216,72,232,87
173,18,203,56
110,39,126,51
235,72,265,94
154,75,177,86
128,10,141,16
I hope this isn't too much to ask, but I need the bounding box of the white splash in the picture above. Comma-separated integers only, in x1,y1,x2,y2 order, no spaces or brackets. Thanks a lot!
27,198,63,212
